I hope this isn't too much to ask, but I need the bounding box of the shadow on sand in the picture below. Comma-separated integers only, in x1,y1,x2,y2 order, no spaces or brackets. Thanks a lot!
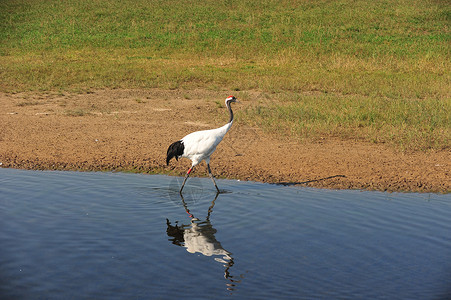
277,175,346,186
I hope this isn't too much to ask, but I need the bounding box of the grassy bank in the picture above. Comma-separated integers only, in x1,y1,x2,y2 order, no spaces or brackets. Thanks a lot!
1,0,449,150
240,92,449,151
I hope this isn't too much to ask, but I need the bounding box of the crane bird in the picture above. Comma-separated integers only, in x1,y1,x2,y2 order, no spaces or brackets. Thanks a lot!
166,95,238,193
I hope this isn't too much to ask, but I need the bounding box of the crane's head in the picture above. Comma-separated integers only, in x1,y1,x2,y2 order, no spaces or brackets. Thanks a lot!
225,95,238,105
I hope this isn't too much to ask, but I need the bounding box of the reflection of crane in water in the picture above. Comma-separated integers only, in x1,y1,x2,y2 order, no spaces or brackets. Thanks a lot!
166,193,244,292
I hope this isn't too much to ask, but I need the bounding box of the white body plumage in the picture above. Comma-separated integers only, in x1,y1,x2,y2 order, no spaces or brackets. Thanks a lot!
181,122,233,167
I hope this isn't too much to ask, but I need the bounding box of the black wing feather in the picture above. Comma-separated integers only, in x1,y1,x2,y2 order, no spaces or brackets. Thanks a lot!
166,140,184,165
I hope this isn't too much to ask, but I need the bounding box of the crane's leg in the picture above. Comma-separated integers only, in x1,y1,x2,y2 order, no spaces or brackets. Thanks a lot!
207,163,220,193
180,167,193,194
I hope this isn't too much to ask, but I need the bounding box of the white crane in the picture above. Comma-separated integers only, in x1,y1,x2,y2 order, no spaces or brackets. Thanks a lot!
166,95,238,193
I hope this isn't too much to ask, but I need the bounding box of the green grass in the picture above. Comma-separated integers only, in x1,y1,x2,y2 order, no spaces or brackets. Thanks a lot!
1,0,450,150
241,93,450,151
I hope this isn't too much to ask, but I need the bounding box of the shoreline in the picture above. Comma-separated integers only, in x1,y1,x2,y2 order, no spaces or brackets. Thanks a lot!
1,89,449,194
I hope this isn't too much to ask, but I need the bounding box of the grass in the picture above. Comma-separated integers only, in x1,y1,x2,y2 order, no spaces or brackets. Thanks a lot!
241,93,450,151
1,0,450,150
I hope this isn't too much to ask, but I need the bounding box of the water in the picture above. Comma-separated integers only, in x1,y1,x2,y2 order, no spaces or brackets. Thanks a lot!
1,168,450,300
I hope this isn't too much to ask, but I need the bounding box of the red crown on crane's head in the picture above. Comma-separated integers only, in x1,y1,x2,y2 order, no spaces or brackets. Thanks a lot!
225,95,237,103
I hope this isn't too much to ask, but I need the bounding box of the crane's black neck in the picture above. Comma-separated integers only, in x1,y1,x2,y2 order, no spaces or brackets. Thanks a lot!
226,100,233,124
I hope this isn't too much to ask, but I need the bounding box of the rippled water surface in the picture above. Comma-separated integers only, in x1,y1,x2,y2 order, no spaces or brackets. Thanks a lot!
1,168,450,299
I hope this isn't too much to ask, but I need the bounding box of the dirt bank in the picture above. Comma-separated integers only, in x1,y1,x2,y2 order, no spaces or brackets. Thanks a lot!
1,89,449,193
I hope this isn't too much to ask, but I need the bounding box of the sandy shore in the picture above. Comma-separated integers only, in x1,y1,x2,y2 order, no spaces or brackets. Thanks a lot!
1,89,449,193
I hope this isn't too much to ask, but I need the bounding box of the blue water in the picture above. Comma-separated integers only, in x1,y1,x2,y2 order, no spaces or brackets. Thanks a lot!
0,168,450,299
